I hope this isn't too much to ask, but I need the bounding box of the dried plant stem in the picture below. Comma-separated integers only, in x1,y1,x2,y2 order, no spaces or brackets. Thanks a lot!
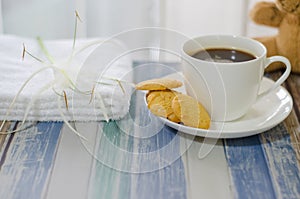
23,43,44,63
63,91,69,111
96,76,135,95
73,10,82,50
95,92,109,122
0,122,36,135
89,85,95,104
57,95,87,141
0,11,133,140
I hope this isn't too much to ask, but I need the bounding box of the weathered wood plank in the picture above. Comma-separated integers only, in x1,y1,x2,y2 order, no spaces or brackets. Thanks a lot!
0,122,63,199
284,74,300,180
0,121,11,148
265,73,300,198
259,121,300,199
130,125,186,199
88,121,186,199
224,135,276,199
131,88,186,198
45,122,98,199
224,73,300,199
88,121,133,199
0,121,13,155
281,74,300,153
284,110,300,162
286,74,300,118
182,136,231,199
88,89,187,199
0,122,17,169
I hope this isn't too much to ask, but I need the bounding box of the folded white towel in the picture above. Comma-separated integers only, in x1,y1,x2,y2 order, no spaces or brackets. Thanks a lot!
0,35,133,121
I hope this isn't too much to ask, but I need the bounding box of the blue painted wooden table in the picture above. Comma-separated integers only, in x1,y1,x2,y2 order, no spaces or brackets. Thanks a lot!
0,67,299,199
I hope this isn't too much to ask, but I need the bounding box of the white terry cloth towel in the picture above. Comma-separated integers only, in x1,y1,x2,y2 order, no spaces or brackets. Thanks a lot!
0,35,133,121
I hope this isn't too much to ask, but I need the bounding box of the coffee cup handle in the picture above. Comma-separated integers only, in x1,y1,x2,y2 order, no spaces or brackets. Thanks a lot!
257,56,291,100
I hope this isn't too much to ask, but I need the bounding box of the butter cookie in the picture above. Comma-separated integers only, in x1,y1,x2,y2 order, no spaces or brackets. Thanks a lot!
146,90,180,123
172,93,210,129
136,78,182,91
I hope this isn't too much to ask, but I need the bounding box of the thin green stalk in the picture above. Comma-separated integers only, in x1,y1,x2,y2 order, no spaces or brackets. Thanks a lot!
37,37,55,64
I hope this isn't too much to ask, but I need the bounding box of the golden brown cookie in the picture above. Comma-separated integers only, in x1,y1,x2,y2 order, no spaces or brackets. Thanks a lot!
136,78,183,91
146,90,180,123
172,93,210,129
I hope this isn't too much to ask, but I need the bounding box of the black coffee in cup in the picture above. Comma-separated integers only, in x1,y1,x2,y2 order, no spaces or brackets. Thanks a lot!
192,48,256,63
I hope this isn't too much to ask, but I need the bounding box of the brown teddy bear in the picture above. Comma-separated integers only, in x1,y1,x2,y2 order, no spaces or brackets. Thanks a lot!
250,0,300,73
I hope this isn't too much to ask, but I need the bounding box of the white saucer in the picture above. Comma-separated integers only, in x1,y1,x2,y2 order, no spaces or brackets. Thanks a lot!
157,77,293,139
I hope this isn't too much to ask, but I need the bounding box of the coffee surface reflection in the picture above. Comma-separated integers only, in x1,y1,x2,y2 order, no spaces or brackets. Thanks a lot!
192,48,256,63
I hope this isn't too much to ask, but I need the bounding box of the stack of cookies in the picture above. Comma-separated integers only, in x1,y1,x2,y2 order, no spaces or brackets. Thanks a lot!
135,78,210,129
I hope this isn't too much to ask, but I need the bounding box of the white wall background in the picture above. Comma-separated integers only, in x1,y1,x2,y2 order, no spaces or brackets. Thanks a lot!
0,0,278,39
162,0,249,37
0,0,160,39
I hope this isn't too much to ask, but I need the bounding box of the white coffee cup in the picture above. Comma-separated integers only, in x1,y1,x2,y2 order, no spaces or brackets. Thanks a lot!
181,35,291,122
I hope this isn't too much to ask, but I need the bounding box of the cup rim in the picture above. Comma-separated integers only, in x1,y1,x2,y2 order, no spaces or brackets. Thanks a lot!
182,34,267,65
